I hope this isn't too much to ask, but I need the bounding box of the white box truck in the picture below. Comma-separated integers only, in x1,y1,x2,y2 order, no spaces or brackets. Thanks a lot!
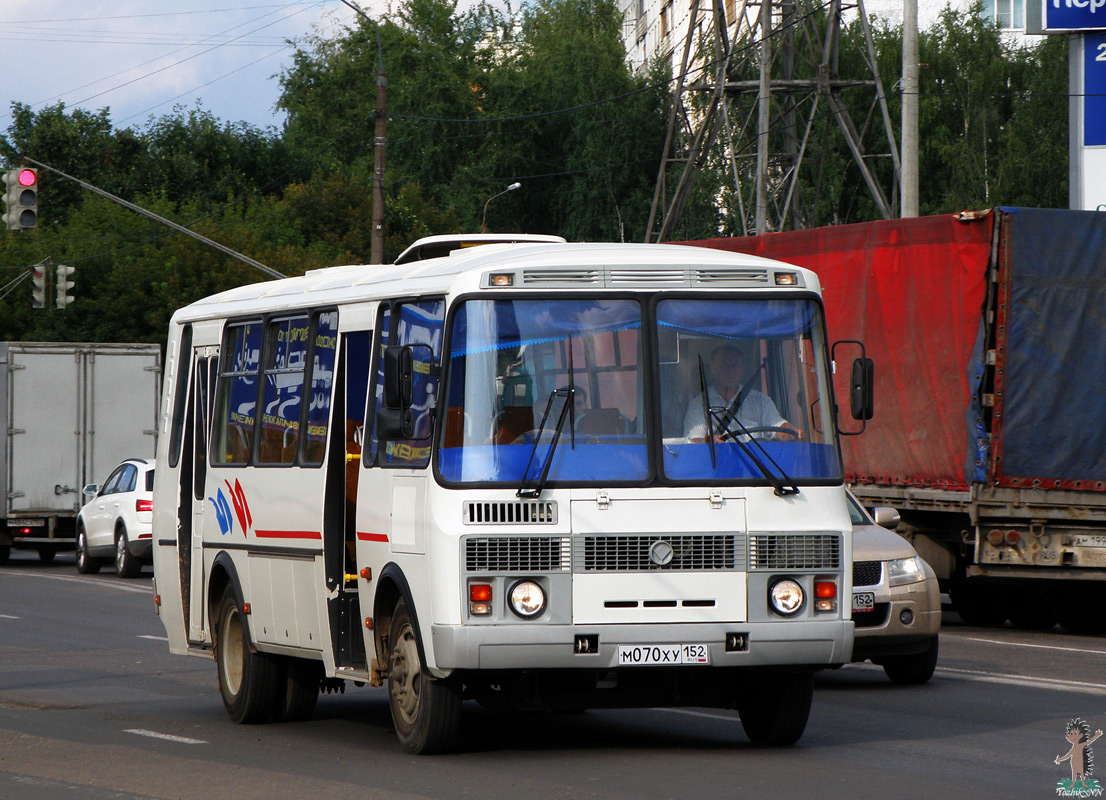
0,342,161,563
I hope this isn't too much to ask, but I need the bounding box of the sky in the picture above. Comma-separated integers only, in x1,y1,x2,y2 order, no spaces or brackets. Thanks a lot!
0,1,466,135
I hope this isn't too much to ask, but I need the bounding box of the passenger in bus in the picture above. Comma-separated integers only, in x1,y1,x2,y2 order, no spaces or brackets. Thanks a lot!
683,345,801,442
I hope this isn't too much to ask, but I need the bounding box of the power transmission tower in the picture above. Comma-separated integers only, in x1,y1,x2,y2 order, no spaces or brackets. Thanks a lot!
646,0,901,240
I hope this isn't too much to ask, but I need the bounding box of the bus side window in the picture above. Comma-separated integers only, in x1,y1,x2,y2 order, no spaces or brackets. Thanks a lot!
302,310,339,466
212,321,263,465
369,298,444,469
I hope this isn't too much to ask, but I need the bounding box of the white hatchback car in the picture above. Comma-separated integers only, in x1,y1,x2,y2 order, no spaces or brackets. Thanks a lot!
75,458,154,578
848,490,941,684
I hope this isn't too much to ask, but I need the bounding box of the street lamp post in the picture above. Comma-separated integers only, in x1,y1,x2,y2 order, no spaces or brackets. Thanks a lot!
481,182,521,232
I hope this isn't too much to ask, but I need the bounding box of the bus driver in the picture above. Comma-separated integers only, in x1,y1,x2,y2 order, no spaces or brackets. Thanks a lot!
683,344,802,442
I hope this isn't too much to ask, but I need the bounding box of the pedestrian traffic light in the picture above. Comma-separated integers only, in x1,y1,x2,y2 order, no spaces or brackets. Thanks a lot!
30,265,47,309
56,264,75,309
3,168,38,230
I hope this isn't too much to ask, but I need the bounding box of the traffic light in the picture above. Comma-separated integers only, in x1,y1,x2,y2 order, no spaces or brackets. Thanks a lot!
56,265,75,309
3,168,38,230
30,266,46,309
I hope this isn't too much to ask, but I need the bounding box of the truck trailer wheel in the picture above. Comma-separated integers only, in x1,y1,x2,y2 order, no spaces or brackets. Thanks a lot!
386,598,461,754
1056,585,1106,636
951,581,1008,627
215,585,279,724
736,672,813,746
0,545,9,564
75,526,101,574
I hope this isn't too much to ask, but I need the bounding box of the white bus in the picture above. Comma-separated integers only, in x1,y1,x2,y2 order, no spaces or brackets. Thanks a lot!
151,235,873,753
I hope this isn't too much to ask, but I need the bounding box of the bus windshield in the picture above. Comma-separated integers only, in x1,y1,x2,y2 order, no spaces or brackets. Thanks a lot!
438,295,840,486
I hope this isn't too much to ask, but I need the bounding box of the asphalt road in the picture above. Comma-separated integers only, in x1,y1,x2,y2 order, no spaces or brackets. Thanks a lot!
2,550,1104,800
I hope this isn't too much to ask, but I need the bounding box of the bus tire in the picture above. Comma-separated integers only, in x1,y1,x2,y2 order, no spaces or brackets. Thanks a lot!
736,672,813,746
386,598,461,754
75,526,100,574
215,585,279,724
273,657,321,722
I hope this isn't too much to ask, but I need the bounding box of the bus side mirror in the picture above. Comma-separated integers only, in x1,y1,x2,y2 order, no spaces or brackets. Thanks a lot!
382,346,414,409
850,357,874,421
377,344,435,440
832,340,873,436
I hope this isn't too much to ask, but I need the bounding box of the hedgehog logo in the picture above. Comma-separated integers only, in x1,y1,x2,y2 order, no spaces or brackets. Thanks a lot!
1056,718,1103,796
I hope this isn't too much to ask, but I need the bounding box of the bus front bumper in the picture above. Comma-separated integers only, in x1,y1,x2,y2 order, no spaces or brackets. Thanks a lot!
430,619,852,671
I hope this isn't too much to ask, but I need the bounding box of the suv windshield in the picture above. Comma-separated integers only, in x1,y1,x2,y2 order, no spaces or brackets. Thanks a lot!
438,295,840,486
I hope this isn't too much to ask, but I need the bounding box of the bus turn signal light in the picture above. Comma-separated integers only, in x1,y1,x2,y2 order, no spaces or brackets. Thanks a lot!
469,583,492,615
814,580,837,612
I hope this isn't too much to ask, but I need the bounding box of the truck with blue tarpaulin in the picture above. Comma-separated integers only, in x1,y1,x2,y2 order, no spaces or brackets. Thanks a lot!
684,207,1106,634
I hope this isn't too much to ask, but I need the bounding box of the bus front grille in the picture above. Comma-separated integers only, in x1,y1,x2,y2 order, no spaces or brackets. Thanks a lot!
464,536,571,573
463,500,557,525
748,534,841,570
575,534,744,572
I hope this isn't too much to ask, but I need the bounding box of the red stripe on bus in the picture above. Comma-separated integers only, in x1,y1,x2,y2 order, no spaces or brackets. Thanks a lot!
253,530,323,540
357,532,389,542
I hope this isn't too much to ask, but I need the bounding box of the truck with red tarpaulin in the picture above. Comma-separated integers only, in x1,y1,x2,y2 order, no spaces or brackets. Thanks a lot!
684,207,1106,634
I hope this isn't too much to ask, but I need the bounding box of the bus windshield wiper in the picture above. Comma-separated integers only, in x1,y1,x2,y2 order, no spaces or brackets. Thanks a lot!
697,355,717,469
517,344,576,499
698,354,799,497
715,414,800,496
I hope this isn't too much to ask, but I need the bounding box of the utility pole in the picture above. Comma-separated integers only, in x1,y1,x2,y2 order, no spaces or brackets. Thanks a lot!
339,0,387,264
901,0,920,217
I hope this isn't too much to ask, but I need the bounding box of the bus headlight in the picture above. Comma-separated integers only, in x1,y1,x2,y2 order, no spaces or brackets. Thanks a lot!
769,579,804,616
508,580,546,619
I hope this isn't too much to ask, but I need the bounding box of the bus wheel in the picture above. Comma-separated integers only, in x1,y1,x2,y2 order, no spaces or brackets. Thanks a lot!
215,585,278,723
273,657,321,722
75,527,100,574
386,598,461,754
736,672,813,746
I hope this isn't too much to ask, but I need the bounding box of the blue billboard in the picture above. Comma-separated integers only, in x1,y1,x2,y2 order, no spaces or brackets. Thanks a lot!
1087,32,1106,146
1043,0,1106,31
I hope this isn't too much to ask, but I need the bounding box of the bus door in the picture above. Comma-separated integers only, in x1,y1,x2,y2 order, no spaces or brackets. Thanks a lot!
185,346,218,643
325,331,372,669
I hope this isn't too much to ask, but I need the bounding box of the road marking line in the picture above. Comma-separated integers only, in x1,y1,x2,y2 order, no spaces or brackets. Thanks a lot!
137,634,168,641
945,632,1106,656
0,569,152,594
0,614,20,619
124,729,207,745
936,666,1106,695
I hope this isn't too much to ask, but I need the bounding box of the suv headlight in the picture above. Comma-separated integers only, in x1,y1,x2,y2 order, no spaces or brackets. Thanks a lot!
887,556,924,587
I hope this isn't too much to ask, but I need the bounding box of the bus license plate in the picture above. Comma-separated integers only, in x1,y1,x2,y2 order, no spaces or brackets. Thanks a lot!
617,644,710,666
852,592,875,612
